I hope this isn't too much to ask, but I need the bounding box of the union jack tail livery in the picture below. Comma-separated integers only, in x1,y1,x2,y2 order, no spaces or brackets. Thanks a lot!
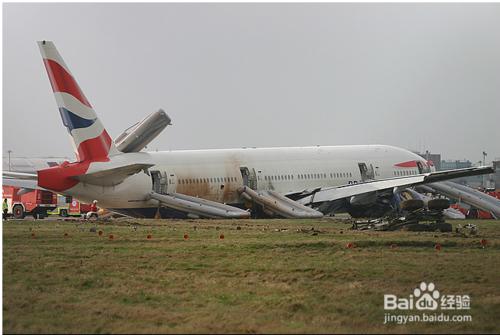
38,41,119,162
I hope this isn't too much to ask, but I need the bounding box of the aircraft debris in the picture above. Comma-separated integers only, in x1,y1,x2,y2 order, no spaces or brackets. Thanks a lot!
296,227,324,235
455,223,478,237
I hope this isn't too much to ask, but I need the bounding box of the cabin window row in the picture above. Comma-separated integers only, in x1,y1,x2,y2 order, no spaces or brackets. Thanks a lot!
178,177,237,185
264,172,352,182
394,169,417,177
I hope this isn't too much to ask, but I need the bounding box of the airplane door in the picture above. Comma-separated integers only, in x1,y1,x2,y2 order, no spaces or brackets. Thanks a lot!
151,170,168,194
240,167,257,190
358,163,375,182
416,161,427,174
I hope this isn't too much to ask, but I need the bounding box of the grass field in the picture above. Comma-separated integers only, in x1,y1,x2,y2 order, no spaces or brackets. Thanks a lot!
3,218,500,333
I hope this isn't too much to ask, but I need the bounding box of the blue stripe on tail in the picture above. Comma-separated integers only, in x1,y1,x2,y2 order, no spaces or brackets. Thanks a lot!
58,107,96,132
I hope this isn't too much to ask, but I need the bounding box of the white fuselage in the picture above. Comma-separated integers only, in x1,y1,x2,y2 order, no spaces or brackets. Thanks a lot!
66,144,430,213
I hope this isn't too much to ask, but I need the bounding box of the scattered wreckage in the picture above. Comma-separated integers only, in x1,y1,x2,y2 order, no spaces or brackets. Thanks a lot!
352,198,454,232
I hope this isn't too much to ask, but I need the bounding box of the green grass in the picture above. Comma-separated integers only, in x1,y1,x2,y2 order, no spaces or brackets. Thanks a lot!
3,218,500,333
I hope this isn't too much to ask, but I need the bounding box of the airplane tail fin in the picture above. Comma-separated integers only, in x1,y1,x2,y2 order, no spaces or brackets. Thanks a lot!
37,41,119,162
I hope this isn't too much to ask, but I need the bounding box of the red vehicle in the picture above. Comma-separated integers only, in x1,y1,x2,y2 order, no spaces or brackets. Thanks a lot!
48,196,92,217
2,186,57,219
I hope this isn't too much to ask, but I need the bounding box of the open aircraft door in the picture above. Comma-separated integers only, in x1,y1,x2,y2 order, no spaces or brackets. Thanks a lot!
151,170,168,194
151,170,178,194
358,162,375,182
240,167,258,190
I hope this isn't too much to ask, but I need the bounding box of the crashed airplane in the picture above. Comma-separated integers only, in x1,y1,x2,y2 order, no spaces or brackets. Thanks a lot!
2,41,495,219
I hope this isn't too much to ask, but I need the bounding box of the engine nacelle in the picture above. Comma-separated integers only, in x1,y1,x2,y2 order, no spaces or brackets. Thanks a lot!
115,109,171,153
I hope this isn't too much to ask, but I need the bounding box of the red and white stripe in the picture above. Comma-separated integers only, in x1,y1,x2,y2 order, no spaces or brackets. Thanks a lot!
38,41,118,162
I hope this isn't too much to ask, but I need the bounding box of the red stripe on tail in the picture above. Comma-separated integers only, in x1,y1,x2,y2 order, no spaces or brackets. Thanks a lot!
43,59,92,108
76,130,112,162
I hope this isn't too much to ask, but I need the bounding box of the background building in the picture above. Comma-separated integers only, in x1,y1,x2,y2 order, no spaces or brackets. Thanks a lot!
415,151,441,171
493,160,500,191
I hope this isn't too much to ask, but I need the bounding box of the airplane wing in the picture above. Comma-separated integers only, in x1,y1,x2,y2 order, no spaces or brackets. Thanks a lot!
296,166,495,206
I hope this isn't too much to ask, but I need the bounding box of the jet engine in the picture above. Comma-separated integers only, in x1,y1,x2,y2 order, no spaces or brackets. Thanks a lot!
115,109,171,153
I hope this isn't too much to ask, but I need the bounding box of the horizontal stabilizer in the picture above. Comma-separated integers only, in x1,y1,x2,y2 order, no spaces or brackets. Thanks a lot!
2,178,42,191
3,171,38,180
73,163,154,186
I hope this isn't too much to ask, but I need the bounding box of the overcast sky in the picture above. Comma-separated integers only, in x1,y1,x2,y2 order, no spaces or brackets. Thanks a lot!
3,3,500,163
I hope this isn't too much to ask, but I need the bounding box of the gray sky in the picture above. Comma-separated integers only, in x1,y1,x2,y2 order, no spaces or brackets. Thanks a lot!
3,3,500,163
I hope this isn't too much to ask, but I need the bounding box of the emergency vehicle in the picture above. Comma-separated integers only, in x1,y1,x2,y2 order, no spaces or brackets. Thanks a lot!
2,186,57,219
48,196,92,217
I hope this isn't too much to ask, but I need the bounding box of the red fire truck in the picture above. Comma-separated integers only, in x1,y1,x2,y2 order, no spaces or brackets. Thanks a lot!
2,186,58,219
